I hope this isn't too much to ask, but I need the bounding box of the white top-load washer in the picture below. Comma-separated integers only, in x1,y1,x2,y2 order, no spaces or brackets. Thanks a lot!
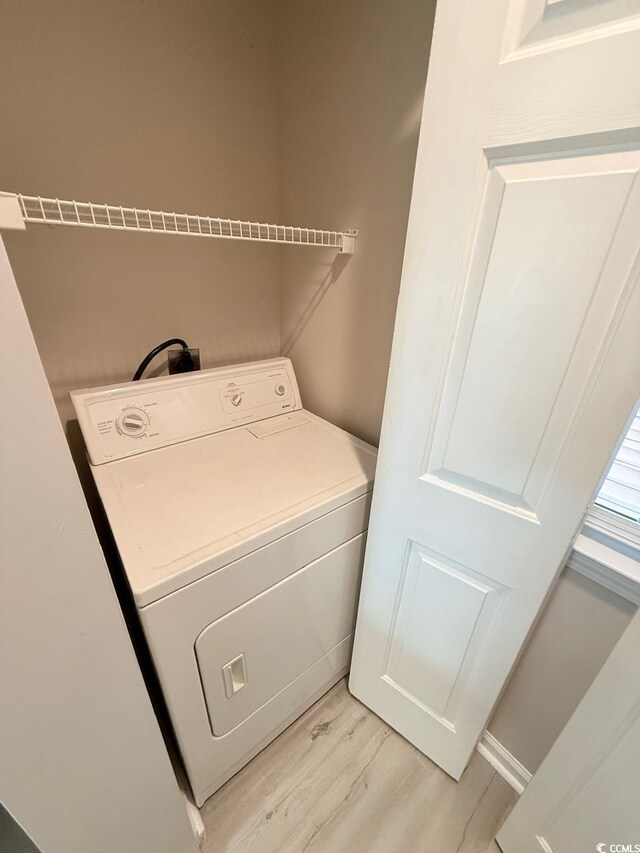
72,357,376,805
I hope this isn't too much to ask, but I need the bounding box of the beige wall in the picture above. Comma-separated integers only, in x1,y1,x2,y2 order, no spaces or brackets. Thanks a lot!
0,0,434,449
0,0,281,429
488,566,636,773
276,0,436,446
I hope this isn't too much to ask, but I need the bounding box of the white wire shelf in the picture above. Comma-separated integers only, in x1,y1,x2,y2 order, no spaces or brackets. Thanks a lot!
0,192,357,254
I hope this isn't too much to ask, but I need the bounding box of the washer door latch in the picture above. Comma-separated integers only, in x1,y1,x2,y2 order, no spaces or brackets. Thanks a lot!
222,654,247,698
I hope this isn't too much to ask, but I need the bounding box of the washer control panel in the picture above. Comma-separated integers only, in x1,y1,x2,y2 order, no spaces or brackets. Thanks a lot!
116,408,150,436
71,358,301,465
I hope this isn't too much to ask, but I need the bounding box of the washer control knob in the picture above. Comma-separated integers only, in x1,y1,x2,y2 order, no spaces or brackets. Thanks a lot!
275,383,286,397
230,393,242,407
116,408,149,437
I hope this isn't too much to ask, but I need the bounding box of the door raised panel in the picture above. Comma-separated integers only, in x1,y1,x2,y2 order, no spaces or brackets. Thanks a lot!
505,0,640,60
424,152,640,518
384,542,509,729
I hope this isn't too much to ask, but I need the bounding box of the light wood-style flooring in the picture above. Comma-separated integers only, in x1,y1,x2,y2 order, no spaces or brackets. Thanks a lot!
201,679,515,852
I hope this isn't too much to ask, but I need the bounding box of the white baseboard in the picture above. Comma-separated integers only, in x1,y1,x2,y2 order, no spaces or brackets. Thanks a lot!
184,793,205,847
477,731,532,795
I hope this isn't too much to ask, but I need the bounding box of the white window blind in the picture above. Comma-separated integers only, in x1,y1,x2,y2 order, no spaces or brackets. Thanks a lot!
595,407,640,523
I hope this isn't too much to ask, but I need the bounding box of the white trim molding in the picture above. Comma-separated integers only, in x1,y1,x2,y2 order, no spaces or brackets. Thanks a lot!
569,534,640,606
477,731,533,795
585,505,640,553
184,794,205,847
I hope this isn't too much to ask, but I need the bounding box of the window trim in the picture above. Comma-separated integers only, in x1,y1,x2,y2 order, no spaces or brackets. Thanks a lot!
584,504,640,555
571,503,640,606
569,532,640,606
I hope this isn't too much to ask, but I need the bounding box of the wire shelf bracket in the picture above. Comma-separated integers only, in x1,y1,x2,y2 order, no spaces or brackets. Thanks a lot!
0,192,357,254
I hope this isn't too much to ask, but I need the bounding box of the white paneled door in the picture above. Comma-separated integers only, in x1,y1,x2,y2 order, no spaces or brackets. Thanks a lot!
350,0,640,779
498,610,640,852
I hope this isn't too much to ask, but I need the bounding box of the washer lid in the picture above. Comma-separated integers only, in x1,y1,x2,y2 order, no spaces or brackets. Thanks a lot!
91,410,376,606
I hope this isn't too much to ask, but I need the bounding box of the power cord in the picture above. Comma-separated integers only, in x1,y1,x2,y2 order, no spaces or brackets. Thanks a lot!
132,338,194,381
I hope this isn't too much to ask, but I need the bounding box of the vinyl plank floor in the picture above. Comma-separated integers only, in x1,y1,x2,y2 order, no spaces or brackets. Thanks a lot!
201,679,516,853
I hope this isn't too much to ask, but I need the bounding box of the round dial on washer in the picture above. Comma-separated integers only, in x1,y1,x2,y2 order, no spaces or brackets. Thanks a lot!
230,393,242,407
275,383,286,397
116,407,150,437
